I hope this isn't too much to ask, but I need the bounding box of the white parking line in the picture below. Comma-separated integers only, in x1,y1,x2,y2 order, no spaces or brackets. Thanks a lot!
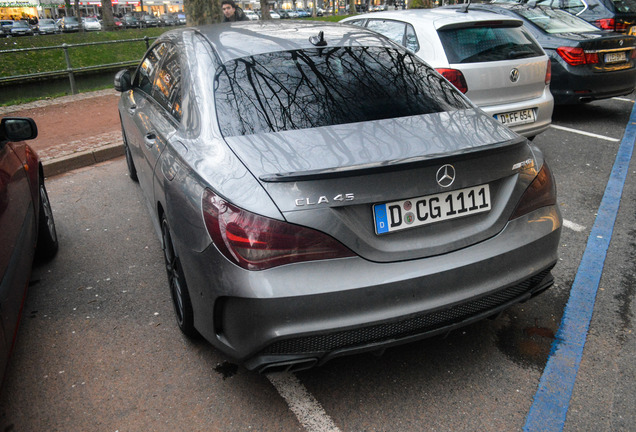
611,97,635,103
563,219,586,232
550,124,620,142
267,372,341,432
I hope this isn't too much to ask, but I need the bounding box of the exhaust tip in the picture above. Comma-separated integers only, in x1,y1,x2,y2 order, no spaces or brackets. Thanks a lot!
259,358,318,374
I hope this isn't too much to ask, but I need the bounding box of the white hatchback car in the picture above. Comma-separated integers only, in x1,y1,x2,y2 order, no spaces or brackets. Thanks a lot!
245,10,259,20
342,8,554,138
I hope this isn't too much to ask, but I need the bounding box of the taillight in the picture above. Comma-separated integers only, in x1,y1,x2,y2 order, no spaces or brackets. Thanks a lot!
202,189,354,270
510,162,557,220
436,68,468,93
556,47,598,66
545,59,551,85
594,18,615,30
631,48,636,59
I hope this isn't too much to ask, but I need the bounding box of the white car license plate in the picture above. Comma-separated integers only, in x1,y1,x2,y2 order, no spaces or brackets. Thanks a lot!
604,51,627,64
373,184,491,235
495,109,536,126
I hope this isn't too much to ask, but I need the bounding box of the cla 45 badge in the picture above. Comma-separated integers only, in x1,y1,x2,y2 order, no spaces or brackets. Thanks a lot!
295,193,355,207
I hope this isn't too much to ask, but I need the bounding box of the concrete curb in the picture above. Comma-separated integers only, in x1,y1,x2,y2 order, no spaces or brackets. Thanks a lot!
43,143,124,177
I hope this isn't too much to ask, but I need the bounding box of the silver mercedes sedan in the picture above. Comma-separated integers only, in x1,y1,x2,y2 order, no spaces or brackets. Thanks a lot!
114,21,561,373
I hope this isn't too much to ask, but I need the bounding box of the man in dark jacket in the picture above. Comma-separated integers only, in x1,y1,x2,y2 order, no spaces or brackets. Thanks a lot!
222,0,249,22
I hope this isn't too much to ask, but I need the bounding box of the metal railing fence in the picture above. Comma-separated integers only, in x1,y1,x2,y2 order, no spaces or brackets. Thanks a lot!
0,36,156,94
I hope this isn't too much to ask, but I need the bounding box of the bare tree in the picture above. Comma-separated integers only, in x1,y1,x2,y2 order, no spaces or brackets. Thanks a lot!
73,0,83,31
260,0,271,19
185,0,222,25
101,0,116,31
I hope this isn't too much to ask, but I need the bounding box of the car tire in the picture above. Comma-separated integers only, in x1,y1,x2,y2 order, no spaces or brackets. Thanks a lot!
161,215,197,338
121,125,138,182
35,176,58,261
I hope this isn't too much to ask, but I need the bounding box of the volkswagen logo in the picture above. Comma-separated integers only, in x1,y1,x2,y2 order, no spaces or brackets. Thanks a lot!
436,164,456,188
510,68,520,83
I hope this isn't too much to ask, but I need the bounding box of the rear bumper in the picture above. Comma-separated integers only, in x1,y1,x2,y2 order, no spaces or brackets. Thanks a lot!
550,55,636,104
478,87,554,139
181,205,562,371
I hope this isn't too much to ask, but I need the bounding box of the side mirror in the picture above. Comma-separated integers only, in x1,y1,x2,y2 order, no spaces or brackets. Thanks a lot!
114,69,132,92
0,117,38,143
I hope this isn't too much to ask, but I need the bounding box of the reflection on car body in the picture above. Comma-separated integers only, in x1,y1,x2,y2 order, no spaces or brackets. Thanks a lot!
115,22,561,373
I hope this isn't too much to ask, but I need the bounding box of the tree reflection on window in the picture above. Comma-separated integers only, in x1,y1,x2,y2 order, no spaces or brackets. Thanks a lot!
215,47,469,137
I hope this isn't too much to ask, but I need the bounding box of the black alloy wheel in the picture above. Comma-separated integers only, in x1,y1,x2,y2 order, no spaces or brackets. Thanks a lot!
35,176,59,261
161,215,196,338
121,125,138,182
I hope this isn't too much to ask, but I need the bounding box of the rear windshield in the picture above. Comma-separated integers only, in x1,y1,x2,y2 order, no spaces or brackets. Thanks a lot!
437,25,544,64
519,7,600,33
612,0,636,13
214,47,470,137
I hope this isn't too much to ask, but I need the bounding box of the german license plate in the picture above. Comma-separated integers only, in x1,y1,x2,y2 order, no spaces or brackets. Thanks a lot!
604,51,627,64
495,109,536,126
373,184,491,235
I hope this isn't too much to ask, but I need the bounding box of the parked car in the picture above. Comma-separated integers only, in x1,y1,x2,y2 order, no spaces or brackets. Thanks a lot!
458,3,636,104
159,14,177,26
245,10,260,20
59,16,80,32
0,20,13,36
176,13,186,25
268,10,281,18
140,14,160,27
496,0,636,32
342,8,554,138
113,17,124,29
0,117,58,382
122,15,141,28
9,21,33,36
276,9,290,18
114,21,561,373
83,17,102,31
35,18,58,34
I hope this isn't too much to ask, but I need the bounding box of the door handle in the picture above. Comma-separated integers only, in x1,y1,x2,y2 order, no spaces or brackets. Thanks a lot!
128,105,137,114
144,132,157,146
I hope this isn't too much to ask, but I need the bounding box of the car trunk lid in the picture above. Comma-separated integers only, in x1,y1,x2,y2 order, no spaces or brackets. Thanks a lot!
223,111,540,262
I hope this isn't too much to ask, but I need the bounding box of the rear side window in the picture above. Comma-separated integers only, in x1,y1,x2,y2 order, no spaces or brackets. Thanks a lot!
365,19,420,52
438,25,544,63
152,44,182,122
214,47,470,137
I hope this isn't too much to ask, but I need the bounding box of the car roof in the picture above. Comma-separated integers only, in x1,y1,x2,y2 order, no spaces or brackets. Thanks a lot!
167,21,399,64
343,8,523,30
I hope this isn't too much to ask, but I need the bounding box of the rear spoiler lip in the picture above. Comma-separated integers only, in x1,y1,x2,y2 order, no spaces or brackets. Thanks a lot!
259,136,526,183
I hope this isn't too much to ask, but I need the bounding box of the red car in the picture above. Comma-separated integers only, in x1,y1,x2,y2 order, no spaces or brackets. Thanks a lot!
0,117,58,383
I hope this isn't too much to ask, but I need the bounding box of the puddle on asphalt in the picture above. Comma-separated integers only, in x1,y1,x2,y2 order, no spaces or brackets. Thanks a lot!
495,313,556,370
214,361,239,380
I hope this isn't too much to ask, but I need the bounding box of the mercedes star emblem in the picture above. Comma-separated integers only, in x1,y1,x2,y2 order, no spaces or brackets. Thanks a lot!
436,164,456,188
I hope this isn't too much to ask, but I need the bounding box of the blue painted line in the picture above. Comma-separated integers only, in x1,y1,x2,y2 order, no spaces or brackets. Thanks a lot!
524,103,636,432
